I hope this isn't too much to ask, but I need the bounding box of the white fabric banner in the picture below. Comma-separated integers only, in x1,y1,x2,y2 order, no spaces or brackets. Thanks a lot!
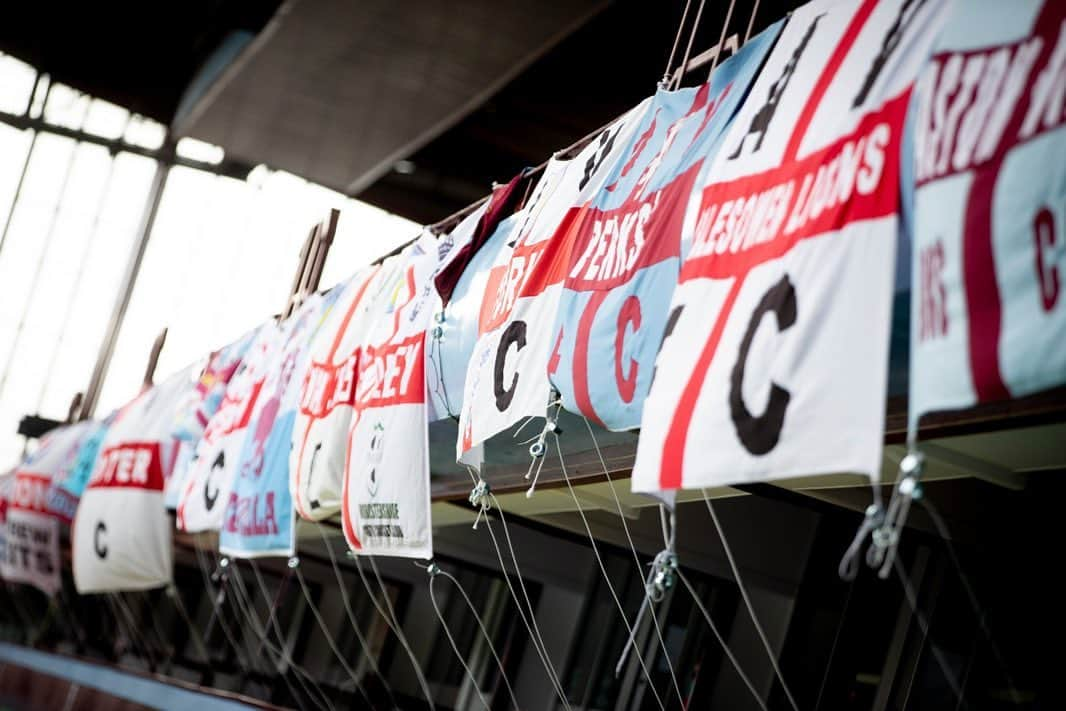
73,367,195,593
177,324,282,533
2,474,62,596
220,292,338,558
633,0,950,493
426,202,494,422
343,233,439,559
0,472,10,579
290,262,401,520
457,101,650,464
908,0,1066,427
2,422,95,595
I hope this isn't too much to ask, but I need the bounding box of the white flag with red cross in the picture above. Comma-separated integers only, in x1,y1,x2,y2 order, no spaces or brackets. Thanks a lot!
634,0,951,493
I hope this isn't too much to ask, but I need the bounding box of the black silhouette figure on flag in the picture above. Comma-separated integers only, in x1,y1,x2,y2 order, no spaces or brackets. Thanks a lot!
728,14,824,159
853,0,925,108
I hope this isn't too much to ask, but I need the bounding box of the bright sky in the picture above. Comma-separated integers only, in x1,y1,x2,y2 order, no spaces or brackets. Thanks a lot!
0,52,418,469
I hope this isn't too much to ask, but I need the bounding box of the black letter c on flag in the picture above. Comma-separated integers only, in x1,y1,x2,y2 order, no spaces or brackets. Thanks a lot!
494,320,527,412
94,521,108,559
730,275,797,455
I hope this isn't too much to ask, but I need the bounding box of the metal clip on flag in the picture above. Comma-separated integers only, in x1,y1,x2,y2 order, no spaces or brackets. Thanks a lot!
614,504,679,677
869,449,924,579
468,477,491,530
519,391,563,498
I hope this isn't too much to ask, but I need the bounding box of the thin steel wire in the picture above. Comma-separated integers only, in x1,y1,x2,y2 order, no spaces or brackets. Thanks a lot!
675,568,768,711
353,554,434,709
672,0,709,89
813,575,855,711
292,563,372,706
246,561,337,711
581,417,684,705
892,556,967,708
917,497,1021,705
662,0,695,84
553,433,666,711
702,492,800,711
315,525,398,707
225,562,322,711
744,0,763,42
478,495,571,708
419,563,520,710
107,593,156,670
192,544,255,676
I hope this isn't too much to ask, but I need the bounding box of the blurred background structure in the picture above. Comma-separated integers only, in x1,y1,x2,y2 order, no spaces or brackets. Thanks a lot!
0,2,1063,710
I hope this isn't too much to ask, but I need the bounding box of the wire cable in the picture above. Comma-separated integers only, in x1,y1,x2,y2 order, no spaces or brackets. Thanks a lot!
662,0,695,85
354,554,435,709
192,544,256,676
672,0,709,89
225,562,321,711
675,568,768,711
702,491,800,711
479,494,572,708
292,560,372,706
917,497,1021,705
582,417,685,705
554,434,666,710
246,560,337,711
892,556,967,708
706,0,740,80
315,525,399,707
420,561,520,710
744,0,763,43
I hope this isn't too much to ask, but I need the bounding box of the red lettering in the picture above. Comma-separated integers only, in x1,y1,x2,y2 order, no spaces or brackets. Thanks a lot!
548,327,563,375
355,334,425,410
614,296,642,403
683,95,906,282
1034,206,1060,311
88,443,166,491
919,241,949,341
10,473,50,513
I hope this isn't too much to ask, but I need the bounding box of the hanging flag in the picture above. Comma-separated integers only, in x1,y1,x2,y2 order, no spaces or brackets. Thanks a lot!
908,0,1066,428
435,172,532,306
47,418,110,522
427,207,517,422
73,366,196,593
172,327,260,443
457,100,651,464
220,291,338,558
0,425,89,595
3,473,61,595
0,472,11,579
343,233,440,559
167,331,258,510
290,262,400,521
177,324,282,533
550,23,783,431
633,0,951,493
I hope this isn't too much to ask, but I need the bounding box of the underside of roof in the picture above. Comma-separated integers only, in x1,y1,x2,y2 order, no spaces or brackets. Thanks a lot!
171,0,610,207
0,0,805,224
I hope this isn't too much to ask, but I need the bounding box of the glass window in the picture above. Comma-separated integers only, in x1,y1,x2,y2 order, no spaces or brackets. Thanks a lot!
94,167,416,414
42,83,90,130
0,53,37,114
